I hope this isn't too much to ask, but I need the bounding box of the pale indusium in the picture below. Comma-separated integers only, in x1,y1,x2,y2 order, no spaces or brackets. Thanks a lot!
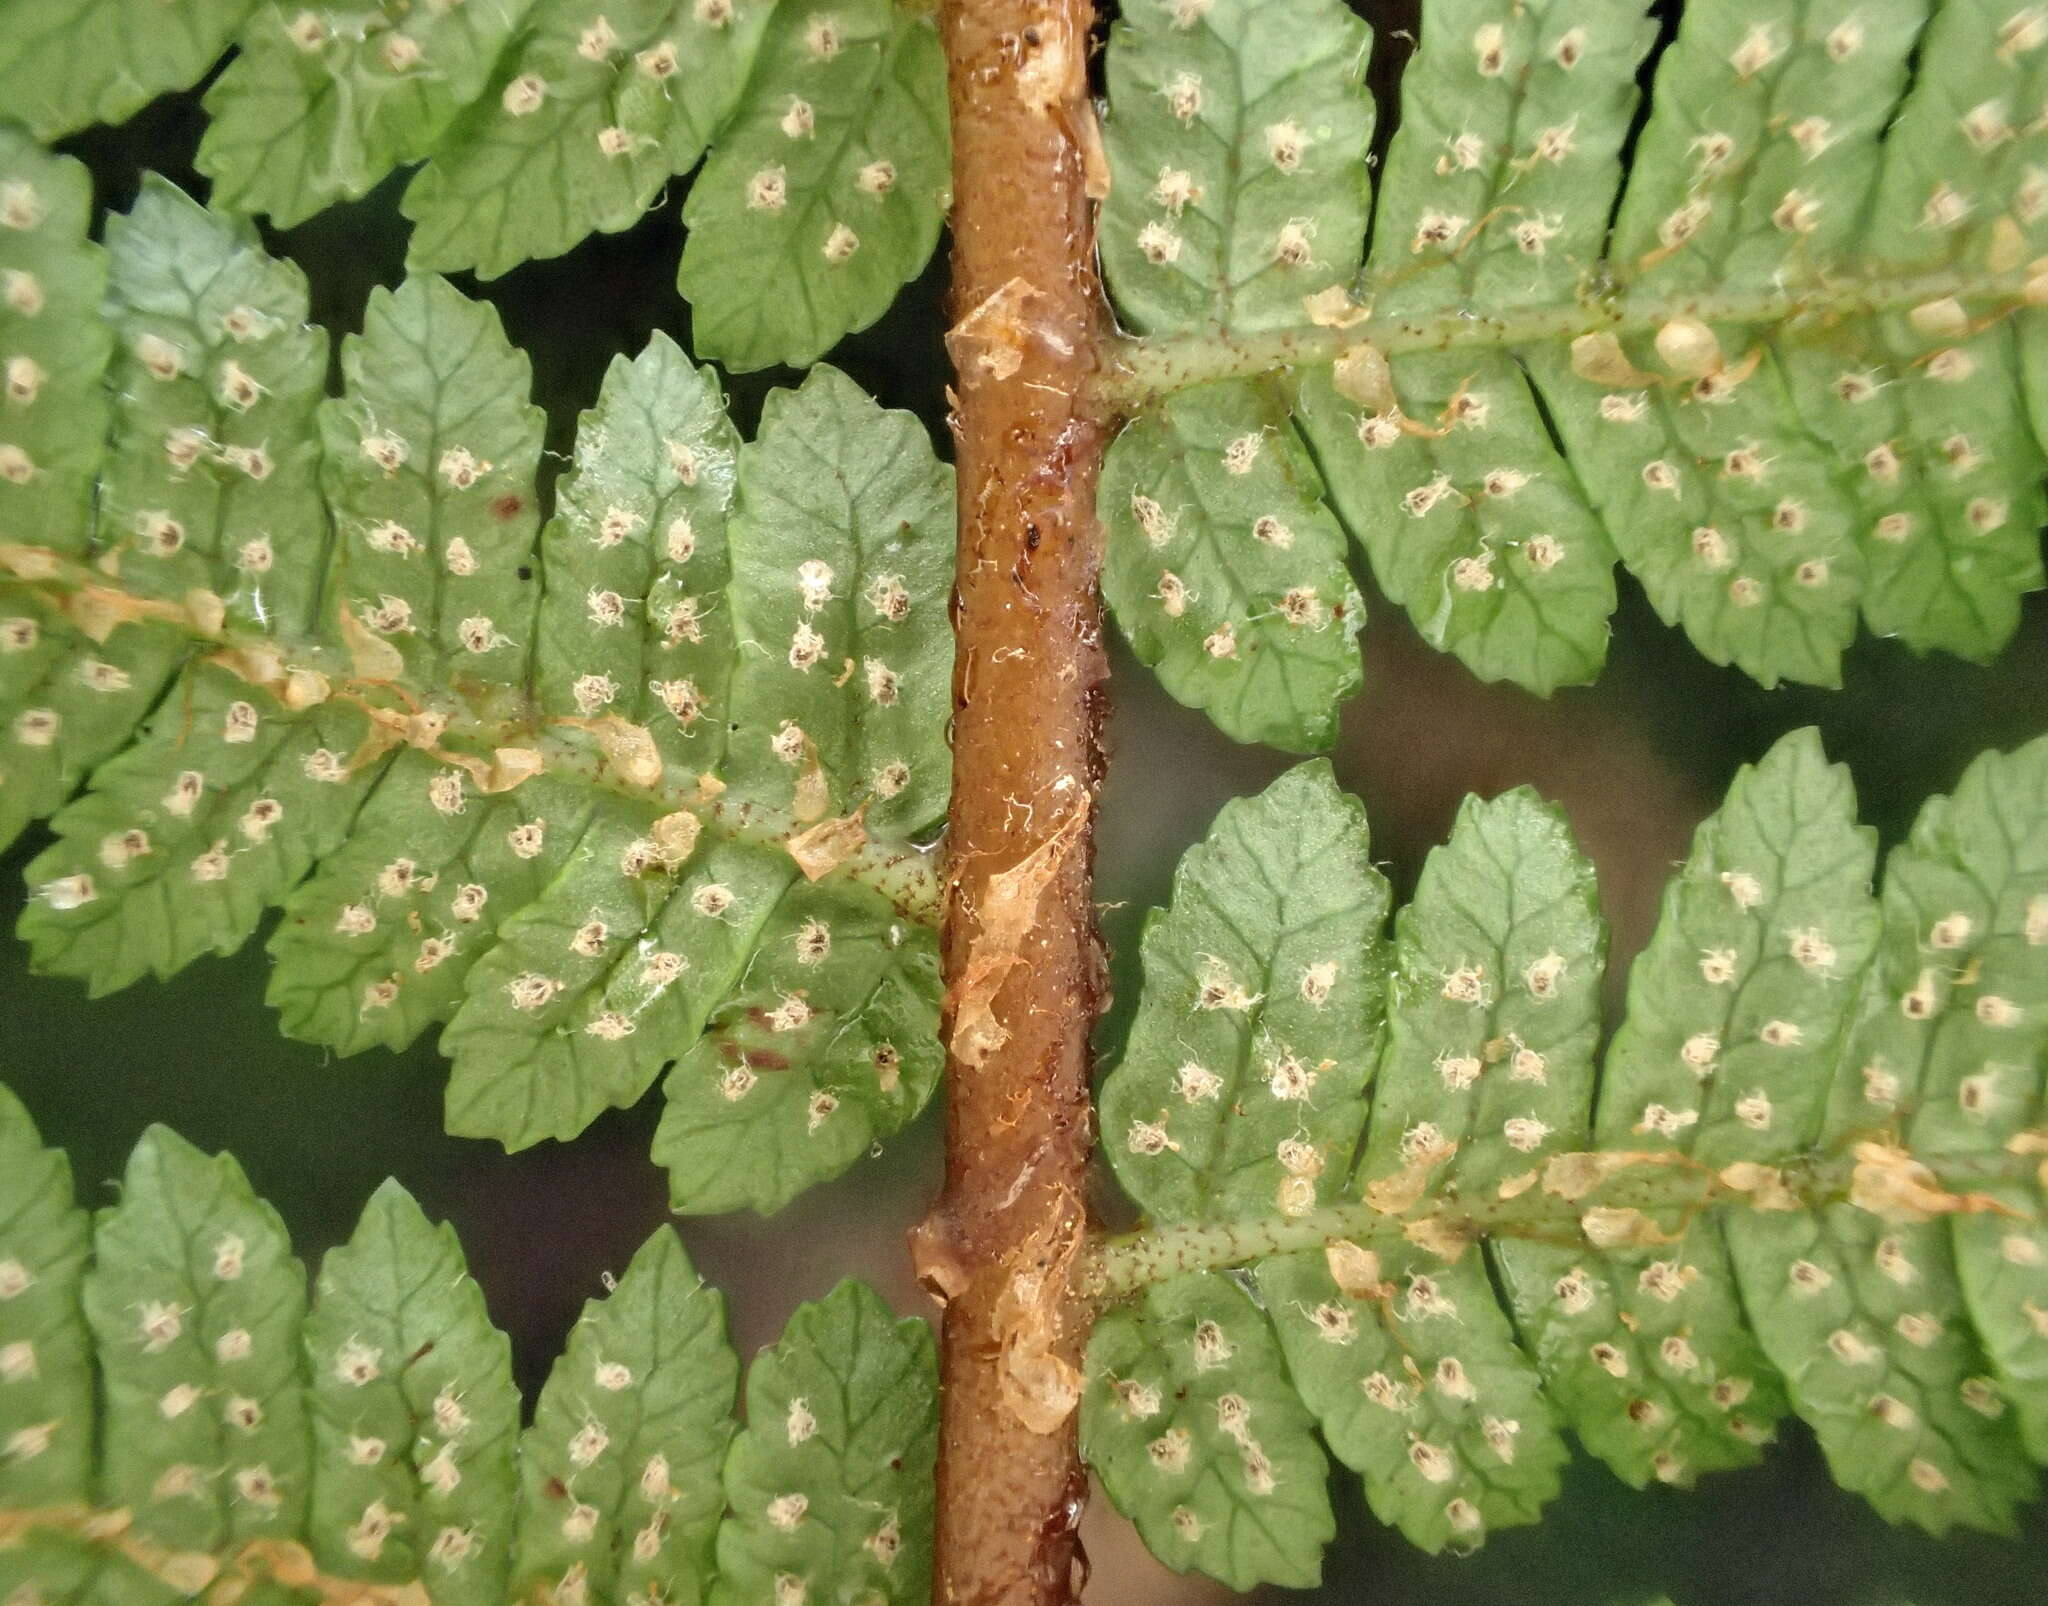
2,0,2048,1601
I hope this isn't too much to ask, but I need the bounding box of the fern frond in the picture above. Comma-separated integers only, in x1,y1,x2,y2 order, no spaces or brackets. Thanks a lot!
399,0,776,281
1098,0,2048,749
1084,731,2048,1585
197,0,534,228
674,0,954,373
0,0,950,371
0,152,953,1215
713,1280,937,1605
0,1085,937,1605
0,0,260,140
1085,1271,1335,1589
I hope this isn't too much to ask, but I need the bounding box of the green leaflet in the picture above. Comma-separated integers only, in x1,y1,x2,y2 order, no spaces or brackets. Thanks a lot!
1500,730,1877,1490
1294,351,1618,695
1081,1271,1332,1591
0,1084,92,1507
1520,331,1869,691
1527,0,1897,688
1607,1,1923,291
0,0,955,355
1,1101,936,1601
321,274,546,688
1098,761,1391,1225
713,1279,937,1606
441,814,809,1149
716,363,956,837
1844,673,2048,1156
513,1229,738,1606
1357,788,1605,1195
1733,1206,2037,1534
1094,0,1375,741
431,360,951,1198
101,177,333,635
1499,733,1875,1483
17,665,385,994
1816,737,2048,1478
265,758,595,1055
531,335,744,773
1361,0,1652,315
439,799,941,1211
677,0,951,372
198,0,539,228
1496,1217,1789,1493
1097,0,1373,337
1298,0,1639,693
1785,313,2047,663
0,136,180,862
1260,1247,1567,1551
0,0,259,139
83,1128,309,1554
1610,0,2044,664
405,0,776,279
1859,0,2045,276
1908,745,2048,1465
1598,728,1882,1165
1086,734,2048,1579
0,130,110,561
1099,380,1363,753
651,871,941,1214
534,347,953,813
1349,788,1599,1540
304,1181,519,1603
0,171,332,864
0,601,185,865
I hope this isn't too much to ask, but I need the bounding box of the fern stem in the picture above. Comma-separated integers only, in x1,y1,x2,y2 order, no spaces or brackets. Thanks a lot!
922,0,1111,1598
1075,1144,2042,1300
1091,264,2042,407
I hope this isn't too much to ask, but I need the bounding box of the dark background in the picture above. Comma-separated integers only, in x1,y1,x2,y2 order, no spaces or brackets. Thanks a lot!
9,4,2048,1601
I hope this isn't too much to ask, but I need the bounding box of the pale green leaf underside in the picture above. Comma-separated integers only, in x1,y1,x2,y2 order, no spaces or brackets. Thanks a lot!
0,1083,91,1507
1099,0,1373,337
5,0,949,370
84,1127,309,1555
404,0,777,280
713,1279,938,1606
399,0,774,280
1099,0,2048,748
0,159,953,1216
676,0,952,372
0,0,260,139
304,1178,520,1603
1081,1271,1334,1591
198,0,536,228
1099,379,1364,752
1098,759,1390,1224
513,1228,738,1605
1357,786,1606,1195
1090,728,2048,1583
0,1098,929,1606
